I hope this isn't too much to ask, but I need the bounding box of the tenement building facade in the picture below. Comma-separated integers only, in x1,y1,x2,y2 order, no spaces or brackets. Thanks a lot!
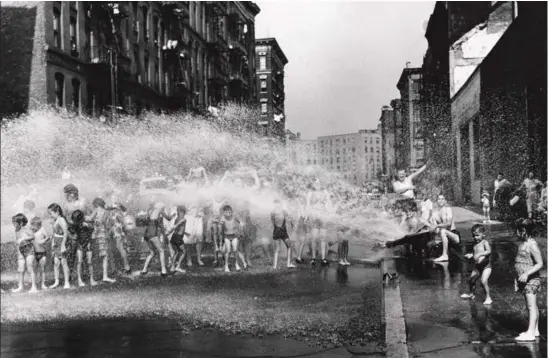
255,38,288,142
318,129,383,186
0,1,260,118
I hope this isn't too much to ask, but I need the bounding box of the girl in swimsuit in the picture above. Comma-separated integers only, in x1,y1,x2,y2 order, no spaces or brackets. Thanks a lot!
140,202,174,276
87,198,116,283
514,219,543,342
271,200,296,269
48,204,71,289
70,210,97,287
166,205,188,274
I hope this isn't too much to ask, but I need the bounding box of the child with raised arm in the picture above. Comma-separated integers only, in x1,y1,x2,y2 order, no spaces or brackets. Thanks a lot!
481,191,491,223
12,213,38,293
70,210,98,287
220,205,247,272
48,204,71,289
30,217,51,290
461,224,493,305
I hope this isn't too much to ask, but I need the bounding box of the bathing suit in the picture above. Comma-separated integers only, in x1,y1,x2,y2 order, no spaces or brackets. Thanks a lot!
515,240,542,294
143,214,162,241
52,219,67,259
225,233,238,241
272,214,289,241
70,224,93,252
34,251,47,262
19,241,34,258
170,219,186,248
92,212,108,257
475,255,491,272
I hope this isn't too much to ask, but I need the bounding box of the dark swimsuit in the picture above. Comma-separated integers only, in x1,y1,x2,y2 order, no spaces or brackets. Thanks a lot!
35,251,46,262
19,241,34,258
272,214,289,241
144,216,162,241
170,219,186,249
475,255,491,272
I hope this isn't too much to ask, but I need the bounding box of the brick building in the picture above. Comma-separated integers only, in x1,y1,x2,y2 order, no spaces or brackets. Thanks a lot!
396,66,424,169
255,38,288,142
379,105,396,179
451,1,546,204
318,130,382,186
286,137,318,167
0,1,260,118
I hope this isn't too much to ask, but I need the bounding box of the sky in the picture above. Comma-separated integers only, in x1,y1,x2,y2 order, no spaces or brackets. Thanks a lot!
255,1,435,140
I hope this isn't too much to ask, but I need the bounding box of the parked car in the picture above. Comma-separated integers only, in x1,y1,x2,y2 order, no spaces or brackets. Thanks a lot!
128,176,176,225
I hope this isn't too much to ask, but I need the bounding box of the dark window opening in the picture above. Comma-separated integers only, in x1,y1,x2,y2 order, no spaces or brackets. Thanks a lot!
142,7,149,42
70,17,78,57
72,78,80,110
55,73,65,107
53,7,61,48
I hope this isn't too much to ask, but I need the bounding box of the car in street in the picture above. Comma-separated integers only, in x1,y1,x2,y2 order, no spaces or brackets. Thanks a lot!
128,176,177,225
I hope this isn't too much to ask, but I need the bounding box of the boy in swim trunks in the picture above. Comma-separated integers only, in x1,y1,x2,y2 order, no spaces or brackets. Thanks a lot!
461,224,493,305
166,205,188,274
30,217,50,290
220,205,247,273
271,200,296,269
12,213,38,293
71,210,98,287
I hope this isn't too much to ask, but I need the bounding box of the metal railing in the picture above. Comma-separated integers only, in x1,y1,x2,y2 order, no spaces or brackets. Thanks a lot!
84,45,112,64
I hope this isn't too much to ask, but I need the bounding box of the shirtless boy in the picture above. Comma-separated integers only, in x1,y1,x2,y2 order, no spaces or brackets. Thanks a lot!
271,199,296,269
461,224,493,305
12,213,38,293
30,217,51,290
220,205,247,272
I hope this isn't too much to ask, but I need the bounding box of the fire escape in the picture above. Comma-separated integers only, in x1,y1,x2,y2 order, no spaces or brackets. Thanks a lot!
161,2,191,111
206,2,229,106
85,2,128,118
227,12,250,104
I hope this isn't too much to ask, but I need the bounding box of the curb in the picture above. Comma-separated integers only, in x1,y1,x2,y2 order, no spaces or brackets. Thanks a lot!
381,254,409,358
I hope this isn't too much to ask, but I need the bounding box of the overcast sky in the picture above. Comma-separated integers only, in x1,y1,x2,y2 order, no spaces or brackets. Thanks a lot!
255,1,435,139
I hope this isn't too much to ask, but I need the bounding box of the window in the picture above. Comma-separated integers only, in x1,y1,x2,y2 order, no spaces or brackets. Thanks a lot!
71,78,80,109
144,51,149,84
260,80,267,92
53,7,61,48
142,7,149,42
55,73,64,107
376,138,380,144
365,147,368,153
155,62,160,89
261,103,267,113
259,56,266,70
70,17,78,56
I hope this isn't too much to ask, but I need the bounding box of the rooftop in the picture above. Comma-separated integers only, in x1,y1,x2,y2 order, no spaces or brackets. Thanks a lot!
255,38,289,65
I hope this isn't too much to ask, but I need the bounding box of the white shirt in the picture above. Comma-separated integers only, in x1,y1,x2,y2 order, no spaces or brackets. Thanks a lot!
393,178,414,199
420,200,433,221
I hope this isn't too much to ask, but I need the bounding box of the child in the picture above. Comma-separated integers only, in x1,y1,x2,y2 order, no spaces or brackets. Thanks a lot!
109,203,132,275
337,226,351,266
514,219,543,341
12,213,38,293
23,200,37,222
166,205,187,274
48,204,71,289
220,205,247,273
87,198,115,283
481,191,491,223
271,200,296,269
461,224,492,305
30,217,50,290
162,204,178,268
70,210,98,286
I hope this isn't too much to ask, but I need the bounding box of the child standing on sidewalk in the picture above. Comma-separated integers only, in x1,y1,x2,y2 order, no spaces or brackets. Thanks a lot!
12,213,38,293
336,226,351,266
461,224,493,305
30,217,50,290
514,219,543,342
481,191,491,223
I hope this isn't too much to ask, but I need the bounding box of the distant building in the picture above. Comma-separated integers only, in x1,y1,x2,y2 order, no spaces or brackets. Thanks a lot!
318,130,382,186
396,66,424,169
286,138,318,167
0,1,260,118
255,37,288,143
379,105,396,179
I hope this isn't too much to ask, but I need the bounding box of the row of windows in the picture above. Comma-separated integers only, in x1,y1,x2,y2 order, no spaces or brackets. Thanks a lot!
54,72,80,109
319,137,380,146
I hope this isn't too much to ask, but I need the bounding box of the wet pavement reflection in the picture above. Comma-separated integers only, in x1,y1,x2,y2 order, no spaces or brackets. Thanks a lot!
395,240,547,358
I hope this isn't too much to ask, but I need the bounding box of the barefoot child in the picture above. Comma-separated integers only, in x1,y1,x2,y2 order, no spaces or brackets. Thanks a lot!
30,217,50,290
12,213,38,293
337,226,351,266
461,224,492,305
166,205,187,274
109,203,132,275
271,200,296,269
48,204,71,289
481,191,491,223
514,219,543,341
87,198,115,283
220,205,247,272
70,210,98,286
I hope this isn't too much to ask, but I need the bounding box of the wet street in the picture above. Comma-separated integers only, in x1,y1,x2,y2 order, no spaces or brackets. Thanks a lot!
395,238,547,358
1,263,383,358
